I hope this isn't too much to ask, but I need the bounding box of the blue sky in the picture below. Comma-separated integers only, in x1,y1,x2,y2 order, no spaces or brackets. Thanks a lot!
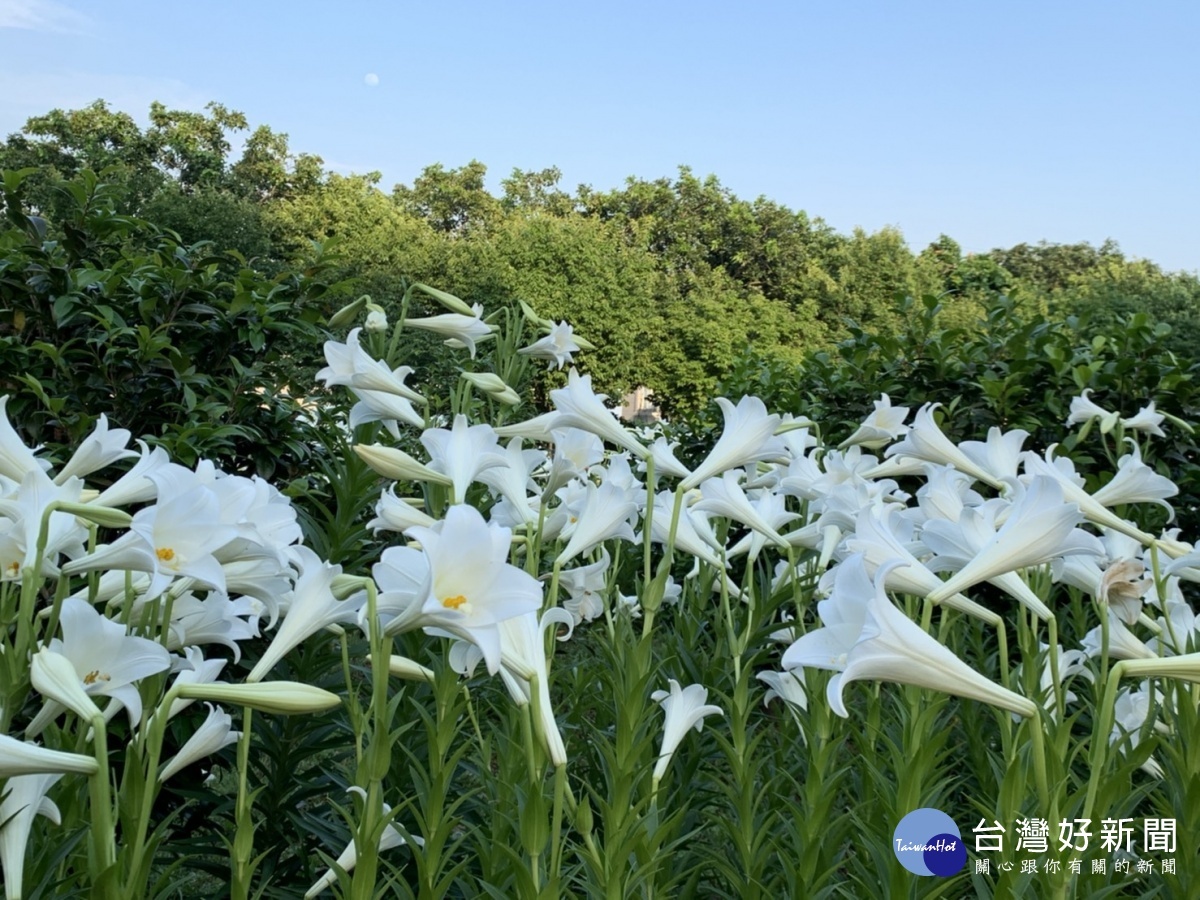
2,0,1198,272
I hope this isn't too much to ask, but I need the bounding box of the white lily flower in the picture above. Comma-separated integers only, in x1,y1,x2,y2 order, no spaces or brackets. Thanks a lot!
496,609,575,765
404,304,493,358
90,440,170,508
1090,442,1177,517
915,465,985,524
304,788,422,898
349,388,426,438
555,481,638,566
757,670,809,714
645,490,726,570
560,549,611,624
421,415,507,505
643,436,691,481
845,507,1001,625
0,735,98,778
122,474,240,600
550,369,648,460
825,561,1038,718
958,427,1029,485
359,304,386,333
1121,402,1166,437
680,396,786,490
1110,681,1167,778
1021,447,1158,545
401,505,544,674
159,703,240,782
923,477,1101,616
248,548,364,682
519,321,581,370
0,469,87,579
368,487,438,533
31,598,171,730
782,554,875,673
693,472,788,549
52,414,137,484
0,395,49,482
166,592,260,661
494,411,561,442
477,438,546,513
542,427,605,496
650,679,724,786
1067,389,1120,433
0,773,62,900
839,394,910,450
1081,609,1156,661
884,403,1004,490
726,489,799,562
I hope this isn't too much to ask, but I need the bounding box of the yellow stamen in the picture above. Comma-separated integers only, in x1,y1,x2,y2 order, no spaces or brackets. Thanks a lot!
83,670,110,685
156,547,176,562
4,561,18,577
442,595,468,610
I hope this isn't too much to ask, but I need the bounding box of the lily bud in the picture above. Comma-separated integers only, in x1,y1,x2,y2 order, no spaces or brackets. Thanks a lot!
461,371,521,406
175,681,342,715
364,303,389,333
328,295,371,328
354,444,452,486
413,282,476,316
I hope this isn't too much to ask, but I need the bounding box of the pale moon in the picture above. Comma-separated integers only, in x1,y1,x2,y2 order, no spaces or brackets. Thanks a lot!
364,73,380,87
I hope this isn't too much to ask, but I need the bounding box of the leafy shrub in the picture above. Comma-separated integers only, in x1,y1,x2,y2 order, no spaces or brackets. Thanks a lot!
0,167,341,479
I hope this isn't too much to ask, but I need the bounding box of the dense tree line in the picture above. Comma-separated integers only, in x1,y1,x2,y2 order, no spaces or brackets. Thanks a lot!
4,100,1200,411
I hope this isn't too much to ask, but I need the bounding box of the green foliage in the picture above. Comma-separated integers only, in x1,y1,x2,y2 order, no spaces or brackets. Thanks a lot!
0,167,335,479
717,292,1200,536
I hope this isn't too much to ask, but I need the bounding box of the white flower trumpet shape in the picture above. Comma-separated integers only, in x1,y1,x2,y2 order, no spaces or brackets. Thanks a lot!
401,505,544,674
30,598,171,730
0,395,48,482
680,396,786,491
0,734,98,778
1121,403,1166,437
821,561,1038,719
650,679,724,787
317,328,425,404
304,788,423,898
247,547,365,683
420,415,507,505
845,507,1000,626
53,414,137,484
158,703,239,782
923,477,1100,615
550,369,648,460
884,404,1005,490
554,481,639,566
1066,389,1120,433
404,303,494,358
367,487,438,533
0,773,62,900
693,472,789,549
839,394,910,450
519,321,582,370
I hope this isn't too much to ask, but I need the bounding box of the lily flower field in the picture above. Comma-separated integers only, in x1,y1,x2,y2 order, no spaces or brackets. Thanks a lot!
1,277,1198,900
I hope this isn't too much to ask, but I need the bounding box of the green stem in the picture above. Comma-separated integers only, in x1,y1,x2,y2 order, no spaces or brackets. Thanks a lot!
88,714,118,899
